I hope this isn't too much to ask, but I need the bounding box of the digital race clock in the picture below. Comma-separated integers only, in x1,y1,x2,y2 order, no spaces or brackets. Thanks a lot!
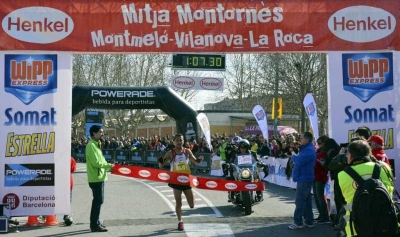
172,54,226,71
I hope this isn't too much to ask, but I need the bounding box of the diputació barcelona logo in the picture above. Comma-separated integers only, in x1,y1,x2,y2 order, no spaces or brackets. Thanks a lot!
4,54,58,105
342,52,393,103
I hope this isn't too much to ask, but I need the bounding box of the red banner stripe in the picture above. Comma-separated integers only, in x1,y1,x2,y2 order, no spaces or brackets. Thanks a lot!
112,165,265,191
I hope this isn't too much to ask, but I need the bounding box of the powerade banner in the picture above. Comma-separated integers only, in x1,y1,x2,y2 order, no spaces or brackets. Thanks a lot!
0,53,72,216
327,52,398,188
0,1,400,52
72,86,199,140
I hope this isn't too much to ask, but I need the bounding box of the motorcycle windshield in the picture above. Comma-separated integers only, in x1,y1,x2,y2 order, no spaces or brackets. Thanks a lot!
234,155,257,171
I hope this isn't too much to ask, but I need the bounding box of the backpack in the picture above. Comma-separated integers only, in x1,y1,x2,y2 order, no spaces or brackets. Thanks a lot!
344,163,398,237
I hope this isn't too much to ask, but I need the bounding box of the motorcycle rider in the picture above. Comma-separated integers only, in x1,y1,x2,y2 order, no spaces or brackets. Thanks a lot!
228,139,266,202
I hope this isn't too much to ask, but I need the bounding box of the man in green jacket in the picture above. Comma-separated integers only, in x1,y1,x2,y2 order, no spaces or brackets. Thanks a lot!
86,125,114,232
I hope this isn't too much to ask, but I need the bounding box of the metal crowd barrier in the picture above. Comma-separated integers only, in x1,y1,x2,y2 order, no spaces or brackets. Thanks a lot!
72,148,211,172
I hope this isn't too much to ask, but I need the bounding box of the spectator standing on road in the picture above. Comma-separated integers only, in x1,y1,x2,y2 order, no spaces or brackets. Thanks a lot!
158,134,203,231
287,132,317,230
313,135,330,224
86,125,114,232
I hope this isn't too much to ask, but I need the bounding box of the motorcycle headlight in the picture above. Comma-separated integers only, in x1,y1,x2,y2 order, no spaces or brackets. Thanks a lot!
240,169,251,179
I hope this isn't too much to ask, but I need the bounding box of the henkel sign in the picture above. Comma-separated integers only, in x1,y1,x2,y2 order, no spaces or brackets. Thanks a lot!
328,6,395,43
170,76,224,91
0,1,399,52
2,7,74,44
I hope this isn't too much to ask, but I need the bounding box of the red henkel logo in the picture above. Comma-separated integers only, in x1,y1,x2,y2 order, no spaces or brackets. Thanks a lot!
200,78,222,90
328,6,396,43
172,77,195,89
2,7,74,44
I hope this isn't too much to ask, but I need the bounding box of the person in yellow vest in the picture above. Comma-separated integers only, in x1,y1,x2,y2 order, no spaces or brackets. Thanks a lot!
338,139,394,236
158,134,203,231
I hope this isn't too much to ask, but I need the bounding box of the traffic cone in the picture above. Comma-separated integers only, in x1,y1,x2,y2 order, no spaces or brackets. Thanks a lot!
43,215,59,226
25,215,40,226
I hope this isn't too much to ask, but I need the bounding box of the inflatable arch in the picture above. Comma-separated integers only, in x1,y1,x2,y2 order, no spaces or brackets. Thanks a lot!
72,86,199,139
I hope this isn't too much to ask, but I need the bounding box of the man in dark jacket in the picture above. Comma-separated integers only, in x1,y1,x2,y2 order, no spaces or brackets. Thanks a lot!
287,132,317,229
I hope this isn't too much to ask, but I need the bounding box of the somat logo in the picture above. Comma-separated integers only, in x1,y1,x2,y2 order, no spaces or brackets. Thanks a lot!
2,7,74,44
328,6,396,43
4,54,58,105
342,53,393,102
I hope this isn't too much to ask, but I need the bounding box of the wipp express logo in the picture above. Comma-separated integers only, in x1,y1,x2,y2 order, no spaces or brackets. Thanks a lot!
342,53,393,102
2,7,74,44
4,54,58,105
328,6,395,43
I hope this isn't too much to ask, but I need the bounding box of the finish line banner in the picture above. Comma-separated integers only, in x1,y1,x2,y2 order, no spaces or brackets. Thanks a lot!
0,1,399,52
112,165,265,191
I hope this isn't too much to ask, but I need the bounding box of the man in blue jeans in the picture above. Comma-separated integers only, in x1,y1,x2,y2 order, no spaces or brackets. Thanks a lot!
86,125,114,232
286,132,317,229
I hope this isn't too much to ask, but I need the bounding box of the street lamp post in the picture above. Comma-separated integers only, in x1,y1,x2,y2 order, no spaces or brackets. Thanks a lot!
274,53,279,136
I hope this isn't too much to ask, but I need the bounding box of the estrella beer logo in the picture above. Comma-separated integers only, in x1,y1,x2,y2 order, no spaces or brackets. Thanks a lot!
342,53,393,102
4,54,58,105
306,102,315,116
255,109,265,121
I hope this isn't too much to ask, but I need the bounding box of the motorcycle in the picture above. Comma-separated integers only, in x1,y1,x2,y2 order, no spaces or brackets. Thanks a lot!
226,154,268,215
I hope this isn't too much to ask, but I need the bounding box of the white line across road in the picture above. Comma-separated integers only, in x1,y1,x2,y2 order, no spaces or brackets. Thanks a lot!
185,224,235,237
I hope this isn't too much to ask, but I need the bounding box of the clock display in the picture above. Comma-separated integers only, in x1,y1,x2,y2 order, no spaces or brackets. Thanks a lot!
172,54,226,71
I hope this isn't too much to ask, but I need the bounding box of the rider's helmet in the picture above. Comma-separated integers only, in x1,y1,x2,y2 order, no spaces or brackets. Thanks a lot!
238,139,250,150
231,136,242,145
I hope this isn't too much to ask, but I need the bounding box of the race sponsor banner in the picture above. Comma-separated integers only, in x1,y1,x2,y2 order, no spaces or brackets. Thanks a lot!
327,51,398,188
210,154,224,177
252,105,269,139
112,165,265,191
170,76,224,91
196,113,212,149
0,53,72,216
303,93,319,140
262,157,331,198
0,1,399,52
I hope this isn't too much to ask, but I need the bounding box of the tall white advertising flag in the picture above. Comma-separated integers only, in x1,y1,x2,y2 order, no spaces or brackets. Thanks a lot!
252,105,269,140
303,93,319,140
196,113,212,149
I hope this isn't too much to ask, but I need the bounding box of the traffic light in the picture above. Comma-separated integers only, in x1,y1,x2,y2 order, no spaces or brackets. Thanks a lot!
277,98,283,119
271,98,275,119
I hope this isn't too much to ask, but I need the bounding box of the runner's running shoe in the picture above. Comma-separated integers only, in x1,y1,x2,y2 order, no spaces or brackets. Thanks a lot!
178,222,184,231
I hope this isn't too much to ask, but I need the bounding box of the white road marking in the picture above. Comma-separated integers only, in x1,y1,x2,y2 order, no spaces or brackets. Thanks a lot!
154,185,169,188
170,198,202,202
192,189,223,218
185,224,234,237
109,174,223,218
182,204,207,209
160,189,173,193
